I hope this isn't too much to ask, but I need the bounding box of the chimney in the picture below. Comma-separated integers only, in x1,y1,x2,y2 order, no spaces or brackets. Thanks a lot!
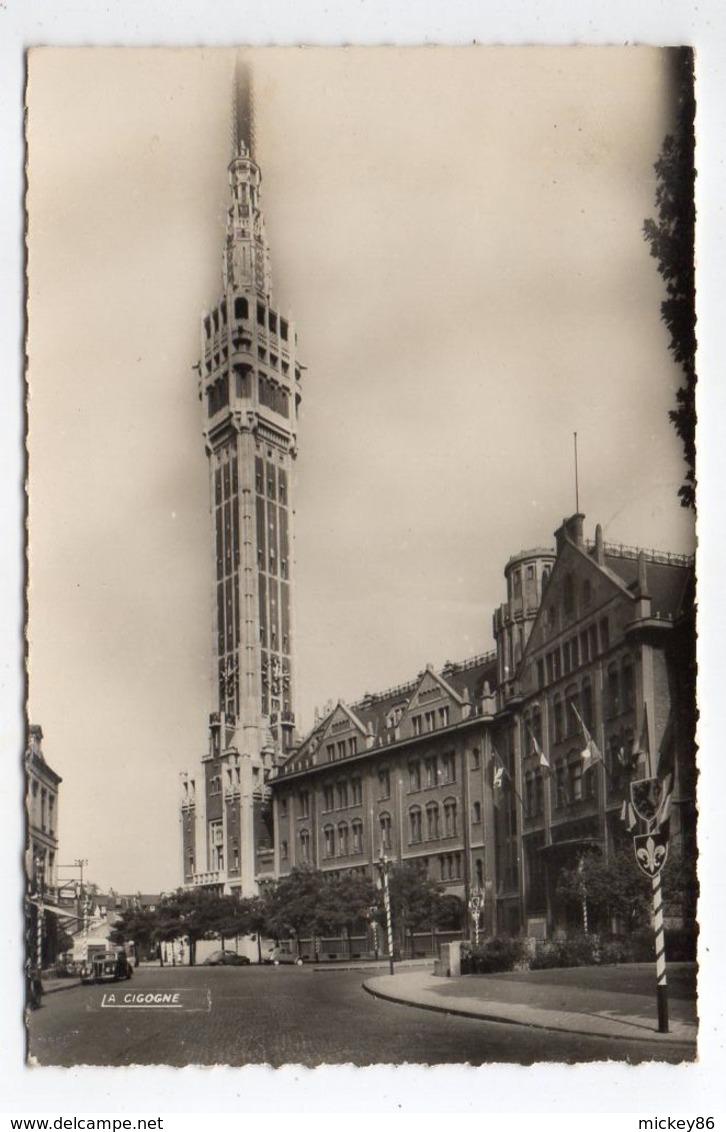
554,513,585,555
594,523,605,566
633,551,652,620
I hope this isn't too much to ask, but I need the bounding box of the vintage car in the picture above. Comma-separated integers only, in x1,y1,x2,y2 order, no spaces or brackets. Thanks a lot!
203,949,251,966
80,951,133,984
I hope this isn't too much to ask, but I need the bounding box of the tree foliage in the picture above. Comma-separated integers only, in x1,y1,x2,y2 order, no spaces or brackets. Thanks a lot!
643,48,696,509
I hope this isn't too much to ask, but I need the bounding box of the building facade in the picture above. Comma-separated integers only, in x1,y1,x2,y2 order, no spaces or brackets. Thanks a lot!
267,515,695,939
25,724,62,901
181,70,304,897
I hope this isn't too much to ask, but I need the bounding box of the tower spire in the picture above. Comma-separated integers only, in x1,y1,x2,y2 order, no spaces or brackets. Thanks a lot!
233,56,255,161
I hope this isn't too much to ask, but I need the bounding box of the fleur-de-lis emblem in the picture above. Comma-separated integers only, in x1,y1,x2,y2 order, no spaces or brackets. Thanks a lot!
633,831,669,878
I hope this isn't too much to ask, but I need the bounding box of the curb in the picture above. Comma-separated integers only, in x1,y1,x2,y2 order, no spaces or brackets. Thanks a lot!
362,978,697,1046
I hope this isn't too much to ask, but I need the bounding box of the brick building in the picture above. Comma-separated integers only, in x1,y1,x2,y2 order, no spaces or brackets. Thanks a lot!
25,724,62,901
267,516,695,939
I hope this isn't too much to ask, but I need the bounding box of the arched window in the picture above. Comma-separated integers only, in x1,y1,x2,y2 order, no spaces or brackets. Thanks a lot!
299,829,310,863
565,684,579,738
323,825,335,859
607,663,620,718
621,656,635,712
563,573,575,616
426,801,440,841
443,797,458,837
553,694,564,743
351,820,363,854
337,822,349,856
581,677,594,730
475,858,484,888
409,806,422,844
379,812,392,851
472,800,482,825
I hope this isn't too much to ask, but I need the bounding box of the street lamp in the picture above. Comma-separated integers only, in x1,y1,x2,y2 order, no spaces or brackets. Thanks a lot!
468,887,485,947
375,849,394,976
34,854,45,971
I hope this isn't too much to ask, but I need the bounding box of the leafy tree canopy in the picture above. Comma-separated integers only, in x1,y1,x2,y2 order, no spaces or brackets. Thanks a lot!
643,48,696,509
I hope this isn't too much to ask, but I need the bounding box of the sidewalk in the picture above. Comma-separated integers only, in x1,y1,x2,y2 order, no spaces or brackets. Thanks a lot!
363,963,697,1046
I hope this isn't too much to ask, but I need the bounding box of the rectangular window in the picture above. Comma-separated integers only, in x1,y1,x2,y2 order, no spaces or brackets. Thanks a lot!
348,736,358,756
546,653,555,683
439,705,450,728
298,791,310,818
281,840,288,861
470,748,481,770
537,659,545,689
425,757,437,788
408,761,421,792
412,715,422,736
553,650,562,680
323,786,334,812
337,782,348,809
326,743,335,763
600,618,610,652
424,710,436,732
378,767,391,800
351,778,362,805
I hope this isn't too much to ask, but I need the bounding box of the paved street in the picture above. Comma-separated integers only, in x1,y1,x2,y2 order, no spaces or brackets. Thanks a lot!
28,965,692,1067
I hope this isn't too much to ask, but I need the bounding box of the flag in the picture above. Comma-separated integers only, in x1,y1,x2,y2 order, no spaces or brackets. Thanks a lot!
527,724,552,773
656,772,673,830
492,765,505,791
571,702,602,770
633,704,650,760
620,799,638,832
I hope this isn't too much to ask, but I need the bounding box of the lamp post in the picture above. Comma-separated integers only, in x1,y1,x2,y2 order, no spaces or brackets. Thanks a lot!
34,855,45,971
74,858,88,937
375,850,394,976
468,887,484,947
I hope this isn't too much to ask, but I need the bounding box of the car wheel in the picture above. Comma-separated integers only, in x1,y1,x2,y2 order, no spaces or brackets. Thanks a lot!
295,958,304,966
273,959,280,966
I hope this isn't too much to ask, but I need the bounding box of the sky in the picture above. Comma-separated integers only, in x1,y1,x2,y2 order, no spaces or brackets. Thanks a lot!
25,46,696,896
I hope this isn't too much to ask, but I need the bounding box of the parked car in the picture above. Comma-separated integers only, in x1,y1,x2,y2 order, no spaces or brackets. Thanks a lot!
80,951,133,984
54,959,81,978
203,949,251,966
263,946,305,966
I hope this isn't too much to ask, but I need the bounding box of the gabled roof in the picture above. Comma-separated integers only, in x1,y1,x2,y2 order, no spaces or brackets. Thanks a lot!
601,549,693,620
278,651,497,777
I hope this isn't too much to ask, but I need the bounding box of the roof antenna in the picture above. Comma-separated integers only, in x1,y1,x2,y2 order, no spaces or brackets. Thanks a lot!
574,431,580,514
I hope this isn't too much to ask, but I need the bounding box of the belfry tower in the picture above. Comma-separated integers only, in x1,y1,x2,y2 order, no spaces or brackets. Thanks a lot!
181,62,303,896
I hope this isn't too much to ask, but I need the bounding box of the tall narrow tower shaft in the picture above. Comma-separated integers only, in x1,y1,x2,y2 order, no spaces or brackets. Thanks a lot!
182,65,303,897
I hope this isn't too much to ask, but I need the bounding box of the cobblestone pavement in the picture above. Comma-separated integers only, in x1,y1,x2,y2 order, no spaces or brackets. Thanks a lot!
27,964,691,1067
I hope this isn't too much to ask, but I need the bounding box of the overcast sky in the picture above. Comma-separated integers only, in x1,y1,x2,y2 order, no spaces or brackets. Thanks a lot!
26,47,695,894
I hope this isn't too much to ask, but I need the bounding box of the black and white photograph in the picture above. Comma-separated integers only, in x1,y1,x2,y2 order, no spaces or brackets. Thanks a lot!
23,44,698,1076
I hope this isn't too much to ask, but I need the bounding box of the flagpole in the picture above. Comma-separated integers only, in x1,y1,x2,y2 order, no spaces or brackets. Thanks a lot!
574,431,580,513
652,869,669,1033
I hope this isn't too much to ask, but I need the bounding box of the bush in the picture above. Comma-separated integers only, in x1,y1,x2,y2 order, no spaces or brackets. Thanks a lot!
461,936,527,974
530,934,600,969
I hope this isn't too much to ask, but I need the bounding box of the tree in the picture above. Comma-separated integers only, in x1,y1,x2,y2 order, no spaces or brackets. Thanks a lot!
557,841,697,937
324,872,378,955
108,907,160,961
643,48,696,509
157,888,235,966
386,863,444,955
556,848,651,933
263,867,332,947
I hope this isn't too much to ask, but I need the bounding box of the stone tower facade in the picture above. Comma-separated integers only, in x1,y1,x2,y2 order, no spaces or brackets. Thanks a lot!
181,67,303,896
